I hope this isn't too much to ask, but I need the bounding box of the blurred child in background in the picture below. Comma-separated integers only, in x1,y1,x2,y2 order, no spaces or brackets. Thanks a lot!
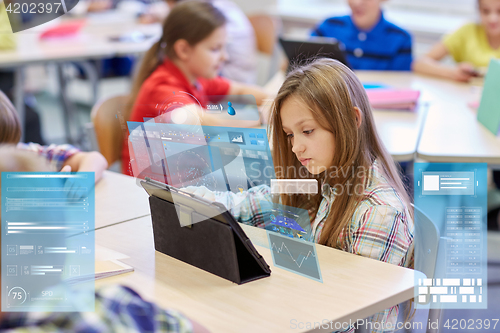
311,0,412,70
140,0,257,84
413,0,500,82
0,90,108,182
123,0,268,175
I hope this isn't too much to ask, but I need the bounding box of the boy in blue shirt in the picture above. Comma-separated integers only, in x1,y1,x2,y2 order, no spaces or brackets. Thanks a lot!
311,0,412,70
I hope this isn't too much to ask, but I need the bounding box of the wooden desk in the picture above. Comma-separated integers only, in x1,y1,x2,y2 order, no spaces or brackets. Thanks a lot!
417,99,500,164
0,14,160,67
95,216,420,333
0,13,160,141
353,71,500,164
94,171,150,229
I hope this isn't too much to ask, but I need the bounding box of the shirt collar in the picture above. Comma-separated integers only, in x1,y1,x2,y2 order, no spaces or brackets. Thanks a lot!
321,183,336,201
348,10,386,34
160,58,198,92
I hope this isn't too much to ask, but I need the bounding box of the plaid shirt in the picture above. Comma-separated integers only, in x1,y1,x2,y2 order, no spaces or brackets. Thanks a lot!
17,143,80,171
0,285,193,332
215,161,414,333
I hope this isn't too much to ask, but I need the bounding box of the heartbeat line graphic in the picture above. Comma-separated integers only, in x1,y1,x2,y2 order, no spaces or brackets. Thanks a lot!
271,242,316,268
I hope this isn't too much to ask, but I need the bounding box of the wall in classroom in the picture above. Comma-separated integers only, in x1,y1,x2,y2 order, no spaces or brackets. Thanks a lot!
231,0,278,15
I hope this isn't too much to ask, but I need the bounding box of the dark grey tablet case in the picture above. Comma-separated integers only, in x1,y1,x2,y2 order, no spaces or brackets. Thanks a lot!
279,36,351,70
142,179,271,284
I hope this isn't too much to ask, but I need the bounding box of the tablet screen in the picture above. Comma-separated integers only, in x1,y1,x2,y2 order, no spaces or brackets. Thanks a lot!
128,122,274,194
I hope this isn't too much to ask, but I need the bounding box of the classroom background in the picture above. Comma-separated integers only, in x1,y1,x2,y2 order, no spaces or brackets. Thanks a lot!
1,0,499,332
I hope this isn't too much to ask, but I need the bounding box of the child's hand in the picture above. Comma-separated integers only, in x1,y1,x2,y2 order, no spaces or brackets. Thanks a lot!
60,165,88,200
452,62,477,82
181,186,216,202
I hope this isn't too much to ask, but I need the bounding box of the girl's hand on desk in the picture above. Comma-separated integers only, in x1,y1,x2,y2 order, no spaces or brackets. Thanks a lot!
60,165,88,200
182,186,216,202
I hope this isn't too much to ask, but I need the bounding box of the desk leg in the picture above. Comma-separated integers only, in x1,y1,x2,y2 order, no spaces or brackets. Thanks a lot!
14,67,25,142
76,61,99,106
57,63,76,144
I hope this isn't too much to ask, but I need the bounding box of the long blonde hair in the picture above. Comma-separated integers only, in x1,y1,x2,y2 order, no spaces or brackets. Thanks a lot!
0,90,21,144
269,58,412,248
126,0,226,120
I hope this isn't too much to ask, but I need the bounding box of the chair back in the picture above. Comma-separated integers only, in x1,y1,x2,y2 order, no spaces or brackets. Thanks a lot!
248,14,281,55
413,204,440,279
413,204,443,333
248,14,283,85
356,205,442,333
90,95,130,166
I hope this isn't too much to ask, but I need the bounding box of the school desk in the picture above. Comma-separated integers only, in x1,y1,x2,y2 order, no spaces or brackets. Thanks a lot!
0,12,160,141
417,98,500,164
266,68,500,163
348,71,500,164
93,214,421,333
94,170,150,229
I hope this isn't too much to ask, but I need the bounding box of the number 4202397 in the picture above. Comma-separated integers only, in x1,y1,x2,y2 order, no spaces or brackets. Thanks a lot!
444,319,498,330
6,2,63,14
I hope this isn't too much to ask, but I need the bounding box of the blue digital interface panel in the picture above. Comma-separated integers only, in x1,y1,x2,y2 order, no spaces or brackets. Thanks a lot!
265,204,312,242
414,163,487,309
1,172,95,312
127,122,274,193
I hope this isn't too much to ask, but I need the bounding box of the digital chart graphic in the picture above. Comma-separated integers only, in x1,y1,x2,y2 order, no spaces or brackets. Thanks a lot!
267,231,322,282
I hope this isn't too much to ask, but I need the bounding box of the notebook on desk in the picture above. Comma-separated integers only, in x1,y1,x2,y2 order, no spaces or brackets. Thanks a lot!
140,177,271,284
65,260,134,285
39,20,86,39
365,89,420,111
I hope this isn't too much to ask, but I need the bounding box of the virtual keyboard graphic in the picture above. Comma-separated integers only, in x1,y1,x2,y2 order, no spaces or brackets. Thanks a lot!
417,278,484,305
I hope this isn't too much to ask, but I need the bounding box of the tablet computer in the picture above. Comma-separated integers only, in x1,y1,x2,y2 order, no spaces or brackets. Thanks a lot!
140,178,271,284
279,36,351,70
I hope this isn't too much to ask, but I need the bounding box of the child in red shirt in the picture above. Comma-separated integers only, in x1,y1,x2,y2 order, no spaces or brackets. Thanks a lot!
122,0,268,175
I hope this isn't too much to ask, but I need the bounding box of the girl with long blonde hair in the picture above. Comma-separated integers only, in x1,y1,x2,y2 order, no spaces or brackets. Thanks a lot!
186,58,414,332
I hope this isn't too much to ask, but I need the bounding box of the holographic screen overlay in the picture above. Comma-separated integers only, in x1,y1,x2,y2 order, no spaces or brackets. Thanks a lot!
3,0,80,33
125,92,261,176
203,95,260,120
128,121,274,227
128,122,274,189
132,93,259,124
1,172,95,312
270,179,318,194
267,231,322,282
414,163,487,309
263,202,313,242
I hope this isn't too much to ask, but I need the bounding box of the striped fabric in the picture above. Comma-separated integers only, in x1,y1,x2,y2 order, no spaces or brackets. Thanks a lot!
215,161,414,332
17,143,80,171
0,285,193,332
